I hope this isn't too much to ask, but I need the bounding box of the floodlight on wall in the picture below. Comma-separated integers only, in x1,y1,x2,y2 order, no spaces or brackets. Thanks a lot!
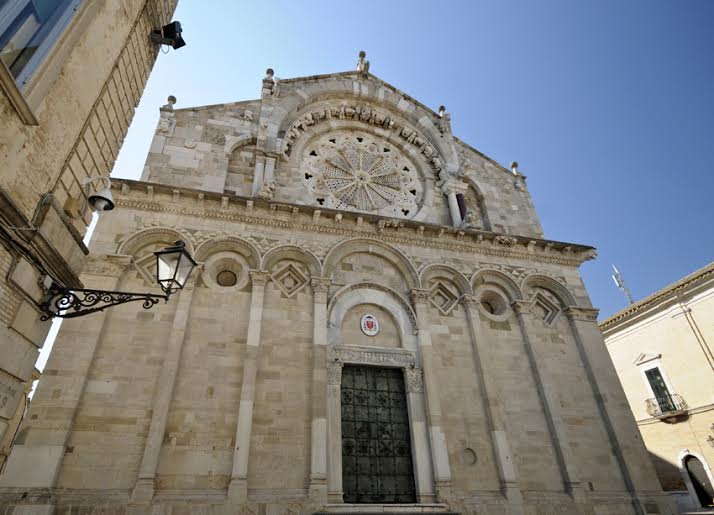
63,176,115,219
39,241,197,319
150,21,186,50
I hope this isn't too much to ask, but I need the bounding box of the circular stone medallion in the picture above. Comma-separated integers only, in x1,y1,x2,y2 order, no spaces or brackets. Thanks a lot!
360,314,379,336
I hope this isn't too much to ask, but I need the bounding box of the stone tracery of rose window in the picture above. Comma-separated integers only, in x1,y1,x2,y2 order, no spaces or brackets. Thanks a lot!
301,131,422,218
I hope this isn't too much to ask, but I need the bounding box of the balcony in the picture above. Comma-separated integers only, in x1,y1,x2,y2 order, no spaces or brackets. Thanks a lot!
645,394,688,421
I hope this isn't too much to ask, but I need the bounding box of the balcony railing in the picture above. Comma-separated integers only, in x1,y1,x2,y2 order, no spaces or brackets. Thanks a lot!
645,394,688,419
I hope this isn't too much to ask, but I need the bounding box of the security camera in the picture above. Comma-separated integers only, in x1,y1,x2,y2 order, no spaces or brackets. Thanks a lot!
150,21,186,50
88,187,114,212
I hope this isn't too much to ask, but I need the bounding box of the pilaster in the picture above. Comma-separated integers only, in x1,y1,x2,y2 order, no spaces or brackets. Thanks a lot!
440,180,467,227
227,270,269,505
512,300,584,501
409,288,453,502
130,270,200,503
251,155,266,196
461,295,523,505
326,361,344,503
309,277,330,503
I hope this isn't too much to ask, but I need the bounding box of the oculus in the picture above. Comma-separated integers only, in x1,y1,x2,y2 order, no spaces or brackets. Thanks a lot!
302,130,421,218
360,314,380,336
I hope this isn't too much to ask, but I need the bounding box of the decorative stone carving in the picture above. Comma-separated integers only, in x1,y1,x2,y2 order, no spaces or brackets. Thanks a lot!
327,362,343,385
249,270,270,286
530,292,560,325
302,130,421,218
282,104,445,177
564,307,600,323
409,288,430,305
428,281,459,316
256,180,276,200
494,235,518,247
271,263,309,297
331,346,416,369
404,367,424,393
310,277,331,294
437,105,452,135
460,209,481,230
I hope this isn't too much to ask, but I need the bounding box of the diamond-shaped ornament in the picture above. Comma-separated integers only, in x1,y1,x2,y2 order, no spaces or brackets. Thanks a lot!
271,263,308,297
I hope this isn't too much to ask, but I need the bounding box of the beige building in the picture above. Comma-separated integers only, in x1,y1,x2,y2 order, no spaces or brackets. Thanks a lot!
601,263,714,512
0,0,178,463
0,56,676,515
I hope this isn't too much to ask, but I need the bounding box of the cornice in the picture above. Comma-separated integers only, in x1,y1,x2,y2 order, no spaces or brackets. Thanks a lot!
111,179,596,268
600,261,714,331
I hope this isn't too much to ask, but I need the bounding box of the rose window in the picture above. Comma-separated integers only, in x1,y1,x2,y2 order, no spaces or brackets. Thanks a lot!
301,131,422,218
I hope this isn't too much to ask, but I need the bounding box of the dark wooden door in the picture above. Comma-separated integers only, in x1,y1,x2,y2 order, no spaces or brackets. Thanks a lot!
685,455,714,507
341,365,416,503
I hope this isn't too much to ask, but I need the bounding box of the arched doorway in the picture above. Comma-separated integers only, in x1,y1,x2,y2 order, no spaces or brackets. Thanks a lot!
684,455,714,508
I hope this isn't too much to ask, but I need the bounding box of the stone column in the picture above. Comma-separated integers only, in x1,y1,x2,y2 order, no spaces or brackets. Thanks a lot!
409,289,452,501
251,155,266,196
565,307,651,515
512,301,584,501
131,272,199,503
263,156,276,184
461,295,522,504
0,256,130,491
309,277,330,503
227,270,270,504
326,361,344,503
441,181,467,228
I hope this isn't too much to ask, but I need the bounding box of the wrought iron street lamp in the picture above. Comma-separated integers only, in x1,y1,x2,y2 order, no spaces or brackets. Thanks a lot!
40,241,197,320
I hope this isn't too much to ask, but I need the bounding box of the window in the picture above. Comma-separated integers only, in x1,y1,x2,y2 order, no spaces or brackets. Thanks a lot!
645,367,674,412
0,0,82,87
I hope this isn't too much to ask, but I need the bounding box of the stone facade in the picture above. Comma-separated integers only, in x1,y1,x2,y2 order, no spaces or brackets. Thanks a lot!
0,62,675,515
0,0,178,461
601,262,714,512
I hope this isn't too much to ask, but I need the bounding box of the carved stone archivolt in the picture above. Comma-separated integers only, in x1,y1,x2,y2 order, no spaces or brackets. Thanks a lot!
301,130,422,218
283,103,446,178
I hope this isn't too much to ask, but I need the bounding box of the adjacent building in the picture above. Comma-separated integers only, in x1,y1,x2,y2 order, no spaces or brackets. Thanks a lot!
0,0,177,458
0,57,676,515
601,262,714,512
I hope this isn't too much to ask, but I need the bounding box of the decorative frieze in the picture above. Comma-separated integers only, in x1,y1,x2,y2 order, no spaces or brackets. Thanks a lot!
330,346,416,369
326,362,343,385
404,367,424,393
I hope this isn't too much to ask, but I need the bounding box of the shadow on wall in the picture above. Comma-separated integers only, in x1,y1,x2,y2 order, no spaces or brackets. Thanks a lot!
649,451,714,512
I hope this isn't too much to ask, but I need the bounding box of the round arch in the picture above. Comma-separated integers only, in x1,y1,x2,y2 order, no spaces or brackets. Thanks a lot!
261,244,322,276
327,282,418,352
419,263,472,295
323,237,420,290
118,227,194,257
471,268,523,302
521,274,576,307
193,236,261,268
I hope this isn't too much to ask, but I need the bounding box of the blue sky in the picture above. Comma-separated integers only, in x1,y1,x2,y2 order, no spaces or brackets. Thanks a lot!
111,0,714,319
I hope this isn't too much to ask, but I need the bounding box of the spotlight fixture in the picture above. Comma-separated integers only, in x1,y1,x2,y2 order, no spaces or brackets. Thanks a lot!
150,21,186,50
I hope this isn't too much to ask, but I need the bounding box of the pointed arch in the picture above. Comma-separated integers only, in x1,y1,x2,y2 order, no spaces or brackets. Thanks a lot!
261,244,322,276
471,268,523,301
323,237,420,290
521,274,576,307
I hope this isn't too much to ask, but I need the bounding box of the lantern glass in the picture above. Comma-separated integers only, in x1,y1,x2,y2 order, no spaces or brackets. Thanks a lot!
154,241,196,293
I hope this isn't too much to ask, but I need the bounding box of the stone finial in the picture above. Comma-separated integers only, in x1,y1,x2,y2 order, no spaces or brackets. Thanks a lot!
438,105,446,117
161,95,177,111
262,68,277,98
357,50,370,75
510,161,519,175
264,68,274,80
437,105,451,134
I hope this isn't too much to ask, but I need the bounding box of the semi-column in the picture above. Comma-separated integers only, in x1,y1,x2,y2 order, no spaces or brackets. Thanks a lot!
0,256,130,490
130,270,199,503
326,361,344,503
251,155,266,196
512,301,584,500
308,277,330,503
409,289,453,501
227,270,269,504
461,295,523,504
441,181,467,227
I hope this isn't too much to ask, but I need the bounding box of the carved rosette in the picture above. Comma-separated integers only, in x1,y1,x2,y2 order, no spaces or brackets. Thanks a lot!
404,367,424,393
302,130,422,219
327,362,343,385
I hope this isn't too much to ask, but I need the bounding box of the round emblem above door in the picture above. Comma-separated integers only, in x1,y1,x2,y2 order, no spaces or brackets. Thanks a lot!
360,314,379,336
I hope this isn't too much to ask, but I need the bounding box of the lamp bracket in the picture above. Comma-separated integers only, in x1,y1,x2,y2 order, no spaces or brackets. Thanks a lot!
39,284,169,320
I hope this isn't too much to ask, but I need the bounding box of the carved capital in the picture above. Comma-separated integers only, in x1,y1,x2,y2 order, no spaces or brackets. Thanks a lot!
311,277,331,294
409,288,430,305
564,306,600,323
440,180,468,196
511,300,532,317
404,367,424,393
460,294,480,309
249,270,270,286
327,362,343,385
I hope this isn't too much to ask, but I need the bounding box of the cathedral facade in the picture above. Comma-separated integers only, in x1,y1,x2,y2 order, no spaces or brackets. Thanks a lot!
0,59,674,515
